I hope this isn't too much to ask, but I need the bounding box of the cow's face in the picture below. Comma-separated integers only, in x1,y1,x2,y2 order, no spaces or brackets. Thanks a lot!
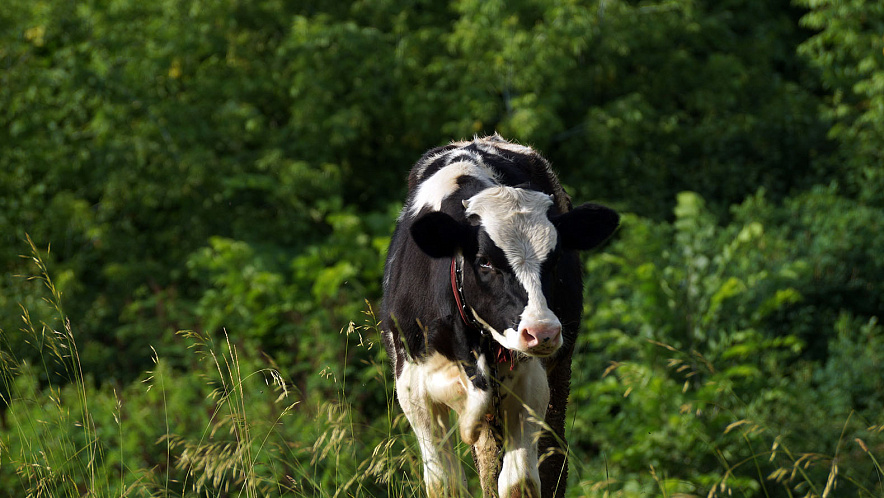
410,186,619,357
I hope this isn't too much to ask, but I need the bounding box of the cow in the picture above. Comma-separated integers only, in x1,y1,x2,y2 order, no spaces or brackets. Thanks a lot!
381,134,619,498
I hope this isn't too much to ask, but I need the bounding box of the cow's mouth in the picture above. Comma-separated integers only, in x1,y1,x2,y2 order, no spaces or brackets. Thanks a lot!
469,309,563,357
503,326,563,357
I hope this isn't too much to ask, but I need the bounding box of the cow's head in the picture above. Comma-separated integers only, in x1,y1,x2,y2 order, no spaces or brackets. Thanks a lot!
410,186,619,357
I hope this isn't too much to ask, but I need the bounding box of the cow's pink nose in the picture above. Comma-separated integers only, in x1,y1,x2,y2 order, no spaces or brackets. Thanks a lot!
520,323,562,349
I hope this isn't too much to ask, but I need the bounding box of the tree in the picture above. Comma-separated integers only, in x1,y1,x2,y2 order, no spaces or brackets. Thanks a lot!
796,0,884,206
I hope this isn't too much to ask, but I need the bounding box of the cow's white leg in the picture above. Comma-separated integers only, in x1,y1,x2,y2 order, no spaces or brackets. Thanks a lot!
498,359,549,498
446,355,491,445
397,358,467,496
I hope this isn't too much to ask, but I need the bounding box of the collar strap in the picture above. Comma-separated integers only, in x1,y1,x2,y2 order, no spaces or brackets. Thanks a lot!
450,256,479,330
450,255,513,366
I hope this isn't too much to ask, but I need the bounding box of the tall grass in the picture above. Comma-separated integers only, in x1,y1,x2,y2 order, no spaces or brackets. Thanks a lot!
0,240,423,497
566,339,884,498
0,240,882,497
0,235,106,496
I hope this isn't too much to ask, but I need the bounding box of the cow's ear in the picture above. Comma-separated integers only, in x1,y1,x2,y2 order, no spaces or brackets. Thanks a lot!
552,203,620,250
410,211,472,258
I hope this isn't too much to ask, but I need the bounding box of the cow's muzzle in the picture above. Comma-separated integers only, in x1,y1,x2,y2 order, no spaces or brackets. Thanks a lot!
516,316,562,356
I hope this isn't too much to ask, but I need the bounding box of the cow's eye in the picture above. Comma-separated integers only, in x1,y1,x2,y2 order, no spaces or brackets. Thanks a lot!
477,256,494,272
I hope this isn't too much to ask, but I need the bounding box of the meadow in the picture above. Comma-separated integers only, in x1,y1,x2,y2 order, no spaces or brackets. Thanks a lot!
2,0,883,496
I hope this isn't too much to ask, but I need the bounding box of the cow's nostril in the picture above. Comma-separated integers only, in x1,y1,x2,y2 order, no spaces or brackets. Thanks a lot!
518,322,562,351
520,328,539,348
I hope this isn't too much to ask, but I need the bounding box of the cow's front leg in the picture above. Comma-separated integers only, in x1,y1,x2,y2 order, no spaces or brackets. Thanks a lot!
397,357,467,497
498,359,550,498
450,354,492,445
472,421,502,498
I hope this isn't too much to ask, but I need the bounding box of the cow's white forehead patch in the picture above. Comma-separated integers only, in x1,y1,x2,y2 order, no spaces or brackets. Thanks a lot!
409,159,497,216
464,186,556,267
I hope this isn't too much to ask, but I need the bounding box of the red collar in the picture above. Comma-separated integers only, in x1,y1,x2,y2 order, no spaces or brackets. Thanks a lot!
450,256,513,366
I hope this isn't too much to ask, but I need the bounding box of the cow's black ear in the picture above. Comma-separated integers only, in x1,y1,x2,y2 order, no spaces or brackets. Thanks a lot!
410,211,471,258
552,203,620,250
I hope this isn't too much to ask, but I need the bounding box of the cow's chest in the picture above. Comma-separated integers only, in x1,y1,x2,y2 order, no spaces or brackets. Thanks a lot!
397,353,547,444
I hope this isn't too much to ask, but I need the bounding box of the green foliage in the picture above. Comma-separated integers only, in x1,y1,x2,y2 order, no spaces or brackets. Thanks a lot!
571,189,884,497
0,253,415,496
797,0,884,205
0,0,836,380
1,0,883,496
816,315,884,416
733,186,884,361
0,0,351,381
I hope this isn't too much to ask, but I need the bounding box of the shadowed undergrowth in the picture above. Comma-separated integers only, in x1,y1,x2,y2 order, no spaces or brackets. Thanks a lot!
0,240,882,497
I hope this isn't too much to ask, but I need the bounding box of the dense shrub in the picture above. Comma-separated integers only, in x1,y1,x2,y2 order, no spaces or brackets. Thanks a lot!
1,0,882,496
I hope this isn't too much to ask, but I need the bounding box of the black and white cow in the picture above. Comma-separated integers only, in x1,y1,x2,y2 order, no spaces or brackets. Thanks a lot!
381,135,619,498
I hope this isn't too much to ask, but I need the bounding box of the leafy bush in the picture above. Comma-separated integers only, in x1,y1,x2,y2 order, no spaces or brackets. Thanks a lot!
570,191,884,497
2,0,884,496
0,247,415,497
